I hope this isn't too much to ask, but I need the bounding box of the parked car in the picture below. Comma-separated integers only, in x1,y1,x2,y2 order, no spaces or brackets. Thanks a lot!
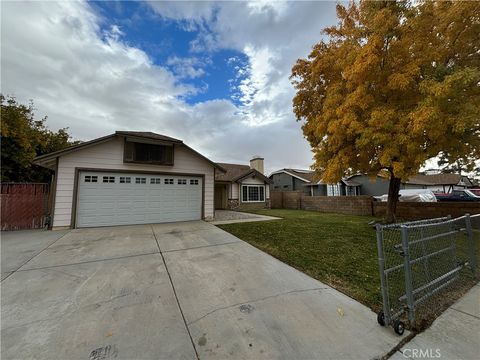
469,188,480,196
374,189,437,202
435,189,480,202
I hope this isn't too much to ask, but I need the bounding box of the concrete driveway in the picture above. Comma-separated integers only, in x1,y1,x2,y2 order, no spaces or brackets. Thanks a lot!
1,222,402,359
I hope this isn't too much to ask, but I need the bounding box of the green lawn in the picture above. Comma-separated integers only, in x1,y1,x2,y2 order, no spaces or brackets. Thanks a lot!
217,209,383,310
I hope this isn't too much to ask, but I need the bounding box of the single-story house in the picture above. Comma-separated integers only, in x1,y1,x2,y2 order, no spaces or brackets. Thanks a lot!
317,173,474,197
404,174,474,193
215,157,272,210
339,174,390,196
269,168,326,195
323,178,362,196
34,131,225,229
269,168,361,196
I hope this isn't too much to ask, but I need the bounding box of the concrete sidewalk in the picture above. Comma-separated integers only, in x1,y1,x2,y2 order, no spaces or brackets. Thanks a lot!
210,210,280,225
391,284,480,360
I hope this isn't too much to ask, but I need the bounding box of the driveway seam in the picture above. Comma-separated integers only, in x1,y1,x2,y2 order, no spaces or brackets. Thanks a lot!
15,251,160,272
1,230,71,282
187,286,329,326
150,225,200,360
162,240,242,253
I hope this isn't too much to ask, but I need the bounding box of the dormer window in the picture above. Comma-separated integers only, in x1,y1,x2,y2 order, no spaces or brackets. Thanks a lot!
124,140,173,165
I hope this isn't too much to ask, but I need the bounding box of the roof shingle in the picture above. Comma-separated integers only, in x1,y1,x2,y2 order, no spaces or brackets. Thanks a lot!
215,163,251,182
407,174,462,185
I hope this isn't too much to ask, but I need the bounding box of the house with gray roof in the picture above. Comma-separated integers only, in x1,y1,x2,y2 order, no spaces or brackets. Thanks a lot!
269,169,327,195
269,169,473,198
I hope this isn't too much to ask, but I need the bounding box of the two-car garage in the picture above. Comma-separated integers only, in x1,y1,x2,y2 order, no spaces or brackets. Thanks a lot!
34,131,222,229
76,171,203,228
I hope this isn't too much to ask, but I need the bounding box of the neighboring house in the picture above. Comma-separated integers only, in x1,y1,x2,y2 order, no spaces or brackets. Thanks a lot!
34,131,225,229
324,178,362,196
343,174,390,196
215,157,272,210
326,173,473,196
332,173,474,196
404,174,474,193
269,169,326,195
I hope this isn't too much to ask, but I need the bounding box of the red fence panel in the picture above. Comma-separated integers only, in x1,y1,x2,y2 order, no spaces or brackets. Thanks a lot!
1,183,49,231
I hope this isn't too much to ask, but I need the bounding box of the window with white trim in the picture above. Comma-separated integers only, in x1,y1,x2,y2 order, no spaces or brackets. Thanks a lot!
150,178,161,184
177,179,187,185
241,185,265,202
164,178,174,184
135,177,146,184
327,184,340,196
190,179,199,185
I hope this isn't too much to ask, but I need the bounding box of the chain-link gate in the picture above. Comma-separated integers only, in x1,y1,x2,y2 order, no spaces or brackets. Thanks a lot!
376,214,478,335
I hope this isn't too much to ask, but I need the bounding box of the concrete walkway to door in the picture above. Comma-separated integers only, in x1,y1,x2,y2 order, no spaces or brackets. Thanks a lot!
210,210,280,225
2,221,403,359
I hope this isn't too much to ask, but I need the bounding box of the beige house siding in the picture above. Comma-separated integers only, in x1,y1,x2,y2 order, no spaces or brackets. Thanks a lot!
53,137,215,228
229,175,270,201
231,183,239,200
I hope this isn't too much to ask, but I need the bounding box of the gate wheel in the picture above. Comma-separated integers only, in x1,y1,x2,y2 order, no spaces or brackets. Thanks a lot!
377,311,385,326
393,320,405,335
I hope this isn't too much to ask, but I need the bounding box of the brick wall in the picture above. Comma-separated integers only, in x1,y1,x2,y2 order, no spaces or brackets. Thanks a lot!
271,191,372,216
302,195,373,215
373,201,480,220
237,201,270,211
271,191,303,209
271,191,480,219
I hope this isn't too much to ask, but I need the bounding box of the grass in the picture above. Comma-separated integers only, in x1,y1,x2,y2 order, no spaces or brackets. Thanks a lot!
218,209,480,323
217,209,384,310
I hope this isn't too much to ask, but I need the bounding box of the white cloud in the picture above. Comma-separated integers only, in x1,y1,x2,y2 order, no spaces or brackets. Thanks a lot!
166,56,208,79
2,0,341,174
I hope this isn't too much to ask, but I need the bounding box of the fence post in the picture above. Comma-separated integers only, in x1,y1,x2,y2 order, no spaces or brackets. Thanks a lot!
376,224,390,324
401,225,415,325
465,214,476,277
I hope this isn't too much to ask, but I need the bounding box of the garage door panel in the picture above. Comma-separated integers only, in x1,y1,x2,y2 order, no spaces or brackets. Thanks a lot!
76,171,202,228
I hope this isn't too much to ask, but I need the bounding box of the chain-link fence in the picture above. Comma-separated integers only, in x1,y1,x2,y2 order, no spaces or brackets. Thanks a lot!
376,214,479,335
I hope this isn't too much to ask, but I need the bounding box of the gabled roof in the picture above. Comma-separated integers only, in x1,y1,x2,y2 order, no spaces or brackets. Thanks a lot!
406,174,466,186
234,168,273,184
215,163,251,182
269,168,315,183
34,131,225,172
347,172,472,186
215,163,272,184
116,131,183,143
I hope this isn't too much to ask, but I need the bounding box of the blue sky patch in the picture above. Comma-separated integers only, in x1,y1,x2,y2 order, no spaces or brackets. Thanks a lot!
89,0,246,105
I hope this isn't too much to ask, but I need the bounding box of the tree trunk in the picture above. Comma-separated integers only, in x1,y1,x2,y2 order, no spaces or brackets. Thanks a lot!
386,175,401,223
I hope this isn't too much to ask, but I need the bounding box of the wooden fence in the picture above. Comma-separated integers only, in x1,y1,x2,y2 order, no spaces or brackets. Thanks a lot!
1,183,50,231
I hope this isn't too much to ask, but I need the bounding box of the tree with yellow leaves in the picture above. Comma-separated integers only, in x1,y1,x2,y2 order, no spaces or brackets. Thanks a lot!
291,0,480,222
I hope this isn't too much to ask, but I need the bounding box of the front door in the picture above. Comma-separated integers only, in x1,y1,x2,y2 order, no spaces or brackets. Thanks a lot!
214,184,226,209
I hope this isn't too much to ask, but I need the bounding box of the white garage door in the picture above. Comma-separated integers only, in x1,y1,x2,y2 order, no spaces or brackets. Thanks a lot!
76,171,202,228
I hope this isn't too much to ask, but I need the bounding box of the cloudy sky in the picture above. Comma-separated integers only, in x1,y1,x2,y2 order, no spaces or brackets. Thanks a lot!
1,0,341,174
